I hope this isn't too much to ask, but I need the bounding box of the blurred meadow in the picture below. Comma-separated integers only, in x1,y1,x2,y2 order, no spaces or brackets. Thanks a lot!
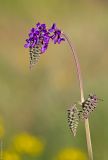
0,0,108,159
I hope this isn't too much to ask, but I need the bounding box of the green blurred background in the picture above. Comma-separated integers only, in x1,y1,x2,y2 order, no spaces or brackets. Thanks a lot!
0,0,108,160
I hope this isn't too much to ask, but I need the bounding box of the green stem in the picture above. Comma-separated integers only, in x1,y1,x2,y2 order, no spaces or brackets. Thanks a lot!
62,33,93,160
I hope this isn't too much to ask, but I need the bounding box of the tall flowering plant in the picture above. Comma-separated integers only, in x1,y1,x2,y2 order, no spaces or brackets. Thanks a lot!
24,22,102,160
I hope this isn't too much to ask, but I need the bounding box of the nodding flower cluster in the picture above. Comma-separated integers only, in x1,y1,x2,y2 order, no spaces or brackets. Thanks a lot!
24,23,65,68
24,23,65,54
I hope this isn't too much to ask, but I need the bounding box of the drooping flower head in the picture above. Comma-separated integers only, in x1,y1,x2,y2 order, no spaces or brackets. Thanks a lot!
24,23,49,53
24,22,65,69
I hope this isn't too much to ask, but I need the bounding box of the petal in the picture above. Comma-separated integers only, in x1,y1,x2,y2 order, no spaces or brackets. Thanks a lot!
42,29,47,34
31,28,35,33
29,33,34,38
48,28,53,32
48,23,56,33
58,37,65,44
36,22,40,27
44,36,50,43
24,43,30,48
26,39,30,43
56,30,61,35
31,40,37,47
52,23,56,30
54,38,58,44
41,24,46,29
35,30,39,35
41,43,48,53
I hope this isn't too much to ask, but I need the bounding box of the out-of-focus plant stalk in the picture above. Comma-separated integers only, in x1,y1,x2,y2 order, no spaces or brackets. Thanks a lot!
62,33,93,160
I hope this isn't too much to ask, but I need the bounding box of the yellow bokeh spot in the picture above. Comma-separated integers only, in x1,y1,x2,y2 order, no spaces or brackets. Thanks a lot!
55,148,87,160
0,117,5,138
13,133,44,156
3,151,21,160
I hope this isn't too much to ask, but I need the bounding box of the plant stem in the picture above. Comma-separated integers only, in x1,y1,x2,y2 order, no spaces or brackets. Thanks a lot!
62,33,93,160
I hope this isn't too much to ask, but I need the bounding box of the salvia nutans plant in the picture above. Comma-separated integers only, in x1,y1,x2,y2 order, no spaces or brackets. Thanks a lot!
24,22,103,160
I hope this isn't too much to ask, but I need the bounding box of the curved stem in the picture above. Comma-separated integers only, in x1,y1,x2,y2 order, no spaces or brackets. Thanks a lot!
62,33,93,160
62,33,84,102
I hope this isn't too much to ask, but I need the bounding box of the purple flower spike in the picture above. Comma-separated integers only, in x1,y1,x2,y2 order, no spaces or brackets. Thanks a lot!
24,22,65,52
24,23,50,53
24,22,65,68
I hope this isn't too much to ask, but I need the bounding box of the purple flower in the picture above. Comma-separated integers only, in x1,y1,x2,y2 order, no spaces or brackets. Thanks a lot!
24,23,65,68
24,22,65,54
24,23,49,53
48,23,65,44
